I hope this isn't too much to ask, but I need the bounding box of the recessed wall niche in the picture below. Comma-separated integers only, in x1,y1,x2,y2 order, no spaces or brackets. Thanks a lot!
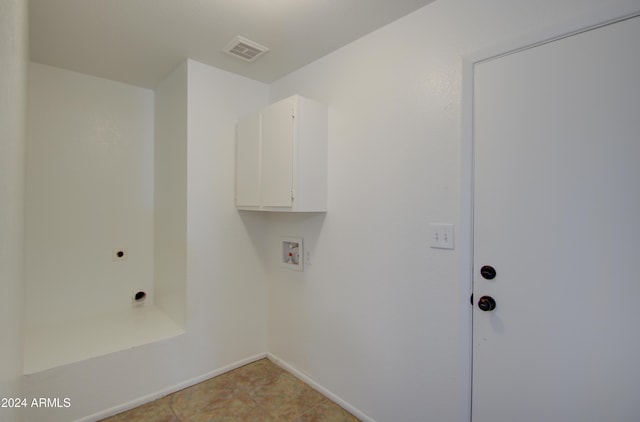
24,62,186,374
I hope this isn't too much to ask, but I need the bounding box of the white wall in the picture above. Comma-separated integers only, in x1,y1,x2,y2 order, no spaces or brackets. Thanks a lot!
185,59,269,361
265,0,632,421
0,0,27,421
154,61,188,326
23,60,270,422
26,63,155,327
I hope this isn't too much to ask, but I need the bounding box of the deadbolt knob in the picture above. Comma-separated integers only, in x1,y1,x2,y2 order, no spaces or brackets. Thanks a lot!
478,296,496,312
480,265,496,280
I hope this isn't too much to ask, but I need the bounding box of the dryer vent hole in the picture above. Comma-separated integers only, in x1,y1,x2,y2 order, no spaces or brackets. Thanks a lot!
134,291,146,302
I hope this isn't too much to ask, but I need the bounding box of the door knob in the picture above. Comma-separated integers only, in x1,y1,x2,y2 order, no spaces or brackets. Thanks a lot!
478,296,496,312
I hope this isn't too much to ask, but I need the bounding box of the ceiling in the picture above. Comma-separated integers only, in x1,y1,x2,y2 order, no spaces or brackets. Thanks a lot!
29,0,436,89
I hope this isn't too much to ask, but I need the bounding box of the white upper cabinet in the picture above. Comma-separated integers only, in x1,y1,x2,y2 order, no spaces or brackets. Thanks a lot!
236,95,327,212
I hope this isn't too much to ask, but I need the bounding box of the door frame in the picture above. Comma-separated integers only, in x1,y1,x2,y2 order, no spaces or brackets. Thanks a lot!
458,2,640,421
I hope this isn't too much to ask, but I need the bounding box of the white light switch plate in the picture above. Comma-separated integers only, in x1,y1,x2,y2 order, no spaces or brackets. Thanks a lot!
430,224,454,249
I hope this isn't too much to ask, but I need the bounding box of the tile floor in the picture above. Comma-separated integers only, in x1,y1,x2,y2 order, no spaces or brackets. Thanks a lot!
100,358,360,421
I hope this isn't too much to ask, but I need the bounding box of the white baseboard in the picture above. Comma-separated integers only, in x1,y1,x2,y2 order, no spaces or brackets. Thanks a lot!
266,353,375,422
76,352,267,422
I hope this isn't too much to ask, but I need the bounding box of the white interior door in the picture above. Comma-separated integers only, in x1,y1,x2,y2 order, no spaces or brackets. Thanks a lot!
473,15,640,422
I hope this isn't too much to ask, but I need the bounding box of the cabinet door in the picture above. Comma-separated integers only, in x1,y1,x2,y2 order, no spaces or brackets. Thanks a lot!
236,112,261,207
261,97,294,207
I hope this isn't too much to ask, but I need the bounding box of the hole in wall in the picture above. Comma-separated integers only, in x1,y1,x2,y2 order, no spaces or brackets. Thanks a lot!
112,247,127,261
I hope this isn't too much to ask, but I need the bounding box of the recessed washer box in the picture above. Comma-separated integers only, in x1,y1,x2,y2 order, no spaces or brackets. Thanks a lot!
281,237,303,271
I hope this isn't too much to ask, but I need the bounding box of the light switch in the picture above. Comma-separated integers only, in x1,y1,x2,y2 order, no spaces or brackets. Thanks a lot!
430,224,454,249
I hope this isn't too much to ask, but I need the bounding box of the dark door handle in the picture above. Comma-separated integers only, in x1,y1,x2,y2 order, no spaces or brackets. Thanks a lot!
478,296,496,312
480,265,496,280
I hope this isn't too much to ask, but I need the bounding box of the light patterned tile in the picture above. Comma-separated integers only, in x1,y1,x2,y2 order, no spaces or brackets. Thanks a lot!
99,395,178,422
294,396,360,422
227,358,285,394
250,372,324,420
182,390,276,422
100,359,356,422
170,374,236,420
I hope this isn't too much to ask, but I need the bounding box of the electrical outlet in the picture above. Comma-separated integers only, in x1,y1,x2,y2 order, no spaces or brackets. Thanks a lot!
430,224,454,250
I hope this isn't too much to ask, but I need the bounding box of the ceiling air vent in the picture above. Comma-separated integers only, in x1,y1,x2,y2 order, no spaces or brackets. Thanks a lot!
223,36,270,62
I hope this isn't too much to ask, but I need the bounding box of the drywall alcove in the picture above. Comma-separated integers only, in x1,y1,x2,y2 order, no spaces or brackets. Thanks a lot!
24,62,186,374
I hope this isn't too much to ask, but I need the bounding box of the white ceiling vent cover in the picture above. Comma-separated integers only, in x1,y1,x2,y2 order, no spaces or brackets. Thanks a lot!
223,36,270,62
